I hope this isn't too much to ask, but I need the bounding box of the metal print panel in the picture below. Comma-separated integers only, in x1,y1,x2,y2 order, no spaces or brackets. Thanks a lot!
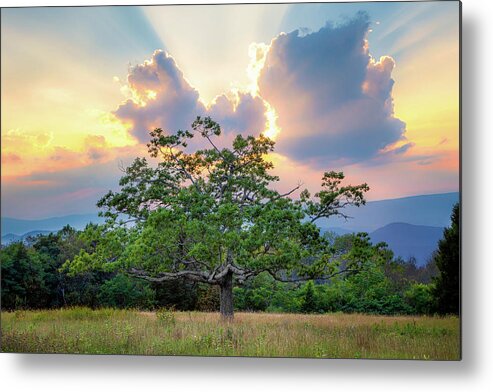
0,1,461,360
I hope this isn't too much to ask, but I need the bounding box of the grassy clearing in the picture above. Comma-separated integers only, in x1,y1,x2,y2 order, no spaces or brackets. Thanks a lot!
1,308,460,359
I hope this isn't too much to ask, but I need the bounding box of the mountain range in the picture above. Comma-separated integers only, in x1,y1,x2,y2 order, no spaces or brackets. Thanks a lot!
1,192,459,265
369,222,444,265
321,192,459,232
314,192,457,265
1,230,54,245
321,222,444,266
1,214,104,236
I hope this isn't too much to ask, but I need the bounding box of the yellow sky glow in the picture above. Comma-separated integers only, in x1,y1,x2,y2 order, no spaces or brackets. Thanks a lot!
1,4,459,204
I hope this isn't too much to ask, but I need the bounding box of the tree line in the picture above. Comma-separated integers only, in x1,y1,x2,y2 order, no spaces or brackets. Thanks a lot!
1,205,458,315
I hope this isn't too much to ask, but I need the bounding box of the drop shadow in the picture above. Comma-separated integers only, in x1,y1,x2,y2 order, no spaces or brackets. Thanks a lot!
5,5,478,381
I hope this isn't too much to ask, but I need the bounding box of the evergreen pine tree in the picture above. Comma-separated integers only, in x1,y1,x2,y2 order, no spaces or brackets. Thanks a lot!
432,203,460,314
301,280,317,313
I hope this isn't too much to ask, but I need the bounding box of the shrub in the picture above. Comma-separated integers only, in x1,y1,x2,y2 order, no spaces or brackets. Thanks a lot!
301,281,318,313
405,283,435,315
156,308,176,325
97,274,156,310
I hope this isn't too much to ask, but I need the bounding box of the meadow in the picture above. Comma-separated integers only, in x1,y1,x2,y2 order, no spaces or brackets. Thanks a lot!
1,308,460,360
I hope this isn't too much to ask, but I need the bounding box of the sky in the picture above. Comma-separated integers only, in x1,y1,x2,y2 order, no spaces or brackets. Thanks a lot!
1,1,460,219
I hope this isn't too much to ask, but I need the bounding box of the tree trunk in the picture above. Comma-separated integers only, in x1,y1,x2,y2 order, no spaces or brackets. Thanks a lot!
219,271,234,320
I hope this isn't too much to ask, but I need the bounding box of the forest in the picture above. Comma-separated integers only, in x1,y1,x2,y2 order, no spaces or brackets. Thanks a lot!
1,223,447,315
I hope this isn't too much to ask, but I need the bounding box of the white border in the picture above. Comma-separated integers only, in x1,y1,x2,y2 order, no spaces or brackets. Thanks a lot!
2,1,492,391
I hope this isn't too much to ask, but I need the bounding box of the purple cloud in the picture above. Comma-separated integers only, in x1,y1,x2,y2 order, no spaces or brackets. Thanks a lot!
114,50,267,143
257,12,406,166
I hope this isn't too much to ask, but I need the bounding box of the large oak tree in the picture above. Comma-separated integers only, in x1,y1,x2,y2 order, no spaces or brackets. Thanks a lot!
67,117,371,319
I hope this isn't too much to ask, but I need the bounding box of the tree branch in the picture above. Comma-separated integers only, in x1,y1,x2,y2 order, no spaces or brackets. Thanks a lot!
129,268,211,283
275,182,303,200
265,267,361,283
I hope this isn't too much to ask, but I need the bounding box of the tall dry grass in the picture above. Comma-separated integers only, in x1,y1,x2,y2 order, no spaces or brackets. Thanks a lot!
1,308,460,359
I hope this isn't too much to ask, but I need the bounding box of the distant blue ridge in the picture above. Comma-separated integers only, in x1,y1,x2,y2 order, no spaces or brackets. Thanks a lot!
318,192,458,232
1,214,105,237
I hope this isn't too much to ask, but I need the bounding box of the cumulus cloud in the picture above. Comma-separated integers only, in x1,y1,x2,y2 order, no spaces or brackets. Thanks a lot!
114,50,205,142
113,16,406,166
114,50,267,143
257,12,406,166
208,92,267,136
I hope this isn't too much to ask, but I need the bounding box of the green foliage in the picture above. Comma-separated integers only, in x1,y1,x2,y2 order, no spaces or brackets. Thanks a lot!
340,259,409,315
233,234,428,316
432,203,460,314
152,280,198,311
233,272,276,312
1,229,147,311
233,272,305,313
320,233,408,314
97,274,155,309
2,218,445,316
64,117,372,317
405,283,435,315
195,284,221,311
385,256,438,289
156,307,176,325
32,226,108,308
1,227,444,316
301,281,317,313
1,241,49,309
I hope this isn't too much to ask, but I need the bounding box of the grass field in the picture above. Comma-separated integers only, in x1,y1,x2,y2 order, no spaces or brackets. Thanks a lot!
1,308,460,360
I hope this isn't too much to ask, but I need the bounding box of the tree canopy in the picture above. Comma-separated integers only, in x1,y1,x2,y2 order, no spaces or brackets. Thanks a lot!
65,117,371,318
